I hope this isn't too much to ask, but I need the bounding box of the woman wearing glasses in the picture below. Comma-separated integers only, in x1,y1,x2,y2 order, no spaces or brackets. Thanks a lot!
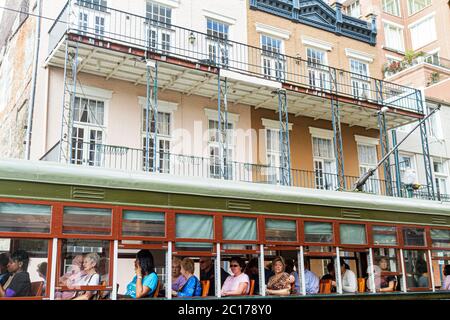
221,257,249,296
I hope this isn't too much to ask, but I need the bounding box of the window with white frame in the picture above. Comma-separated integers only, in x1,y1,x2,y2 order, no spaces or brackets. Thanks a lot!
357,143,380,194
208,119,234,179
76,0,107,11
410,15,437,50
142,109,172,173
346,0,361,18
427,104,442,139
424,51,440,65
71,97,106,167
206,18,230,67
398,154,416,183
76,1,108,37
433,160,449,196
78,12,88,34
383,0,401,16
312,136,337,190
261,34,284,81
146,1,174,52
384,22,405,52
266,128,281,184
95,16,105,36
350,59,370,100
408,0,431,16
307,47,329,90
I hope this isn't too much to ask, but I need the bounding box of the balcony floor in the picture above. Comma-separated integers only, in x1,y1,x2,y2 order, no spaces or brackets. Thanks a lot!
46,35,420,130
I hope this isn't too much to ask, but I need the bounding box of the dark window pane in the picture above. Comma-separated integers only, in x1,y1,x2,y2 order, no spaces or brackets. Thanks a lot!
403,228,426,247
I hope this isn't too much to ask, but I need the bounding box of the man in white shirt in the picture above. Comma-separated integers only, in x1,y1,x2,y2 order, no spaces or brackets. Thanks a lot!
332,260,357,293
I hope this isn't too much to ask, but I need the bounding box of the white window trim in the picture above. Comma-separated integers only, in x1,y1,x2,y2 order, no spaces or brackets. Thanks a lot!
255,23,291,40
385,54,403,62
204,108,240,124
309,127,334,140
138,97,178,113
427,47,440,56
262,118,293,131
382,18,404,30
355,135,379,146
149,0,179,8
74,85,113,101
203,9,236,25
383,0,401,17
345,49,374,64
408,12,436,29
349,58,370,77
306,47,328,65
301,36,333,52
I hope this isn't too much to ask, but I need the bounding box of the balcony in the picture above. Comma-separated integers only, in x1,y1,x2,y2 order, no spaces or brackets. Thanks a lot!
41,141,447,202
46,1,425,132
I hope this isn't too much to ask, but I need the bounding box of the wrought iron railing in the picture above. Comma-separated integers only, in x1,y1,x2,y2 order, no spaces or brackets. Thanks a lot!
47,1,424,114
42,141,450,202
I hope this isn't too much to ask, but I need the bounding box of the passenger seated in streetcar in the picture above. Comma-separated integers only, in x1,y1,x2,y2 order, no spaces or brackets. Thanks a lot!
265,256,295,296
71,252,101,300
0,253,10,283
221,257,249,296
56,254,85,300
245,258,260,294
416,258,429,288
300,260,319,294
367,257,396,292
332,260,357,293
321,262,336,292
285,259,299,294
200,257,229,296
37,262,47,296
441,265,450,291
172,257,187,292
0,250,31,298
124,250,158,299
172,258,202,297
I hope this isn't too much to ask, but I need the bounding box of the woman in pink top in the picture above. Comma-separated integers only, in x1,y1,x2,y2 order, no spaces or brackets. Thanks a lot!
221,257,249,296
441,265,450,291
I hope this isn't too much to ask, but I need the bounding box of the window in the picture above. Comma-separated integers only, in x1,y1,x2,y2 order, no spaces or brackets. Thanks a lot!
340,224,367,245
74,98,105,126
431,229,450,248
206,19,230,67
266,128,281,183
307,48,329,90
0,203,51,234
410,15,436,50
402,227,426,246
424,51,440,65
78,12,88,34
208,120,233,179
384,23,404,52
176,214,213,240
427,104,442,139
403,250,429,289
312,137,337,190
399,154,417,184
146,1,172,25
373,248,399,272
63,207,112,235
265,219,297,242
142,110,172,173
383,0,401,16
76,0,107,11
350,59,370,99
94,16,105,36
304,222,333,243
357,144,379,193
223,217,257,241
433,160,448,196
408,0,431,16
261,35,284,81
346,0,361,18
372,226,397,246
122,211,165,238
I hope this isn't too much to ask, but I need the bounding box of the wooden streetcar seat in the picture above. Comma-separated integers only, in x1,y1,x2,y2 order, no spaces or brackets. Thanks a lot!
30,281,44,296
319,279,332,294
153,280,161,298
248,279,255,296
357,278,366,293
201,280,210,297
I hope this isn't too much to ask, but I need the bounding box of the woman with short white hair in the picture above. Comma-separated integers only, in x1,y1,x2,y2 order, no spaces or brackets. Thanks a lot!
72,252,101,300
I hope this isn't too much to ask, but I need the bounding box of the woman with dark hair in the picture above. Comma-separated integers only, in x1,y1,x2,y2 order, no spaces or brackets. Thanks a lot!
441,265,450,290
125,250,158,298
0,250,31,298
221,257,249,296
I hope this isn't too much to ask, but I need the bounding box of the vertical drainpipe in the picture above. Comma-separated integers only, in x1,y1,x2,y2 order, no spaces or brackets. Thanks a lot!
25,0,42,160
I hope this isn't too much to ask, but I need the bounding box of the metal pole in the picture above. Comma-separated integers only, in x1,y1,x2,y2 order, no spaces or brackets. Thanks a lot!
67,44,79,165
166,241,173,299
278,90,291,186
335,247,343,294
111,240,119,300
428,249,435,292
259,244,266,296
368,248,376,293
399,249,407,292
215,243,222,297
378,110,393,196
392,130,403,197
299,246,306,295
49,238,58,300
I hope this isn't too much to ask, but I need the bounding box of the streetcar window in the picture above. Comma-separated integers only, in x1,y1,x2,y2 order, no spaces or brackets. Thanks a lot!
372,225,397,246
431,229,450,248
63,207,112,235
176,214,213,239
0,203,51,233
265,219,297,242
403,249,430,289
223,217,257,241
339,224,367,245
402,228,426,247
122,210,165,237
304,222,333,243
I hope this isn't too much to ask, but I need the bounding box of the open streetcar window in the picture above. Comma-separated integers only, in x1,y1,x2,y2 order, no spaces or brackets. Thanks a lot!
431,250,450,290
0,238,50,299
0,203,51,234
63,207,112,235
403,249,430,290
